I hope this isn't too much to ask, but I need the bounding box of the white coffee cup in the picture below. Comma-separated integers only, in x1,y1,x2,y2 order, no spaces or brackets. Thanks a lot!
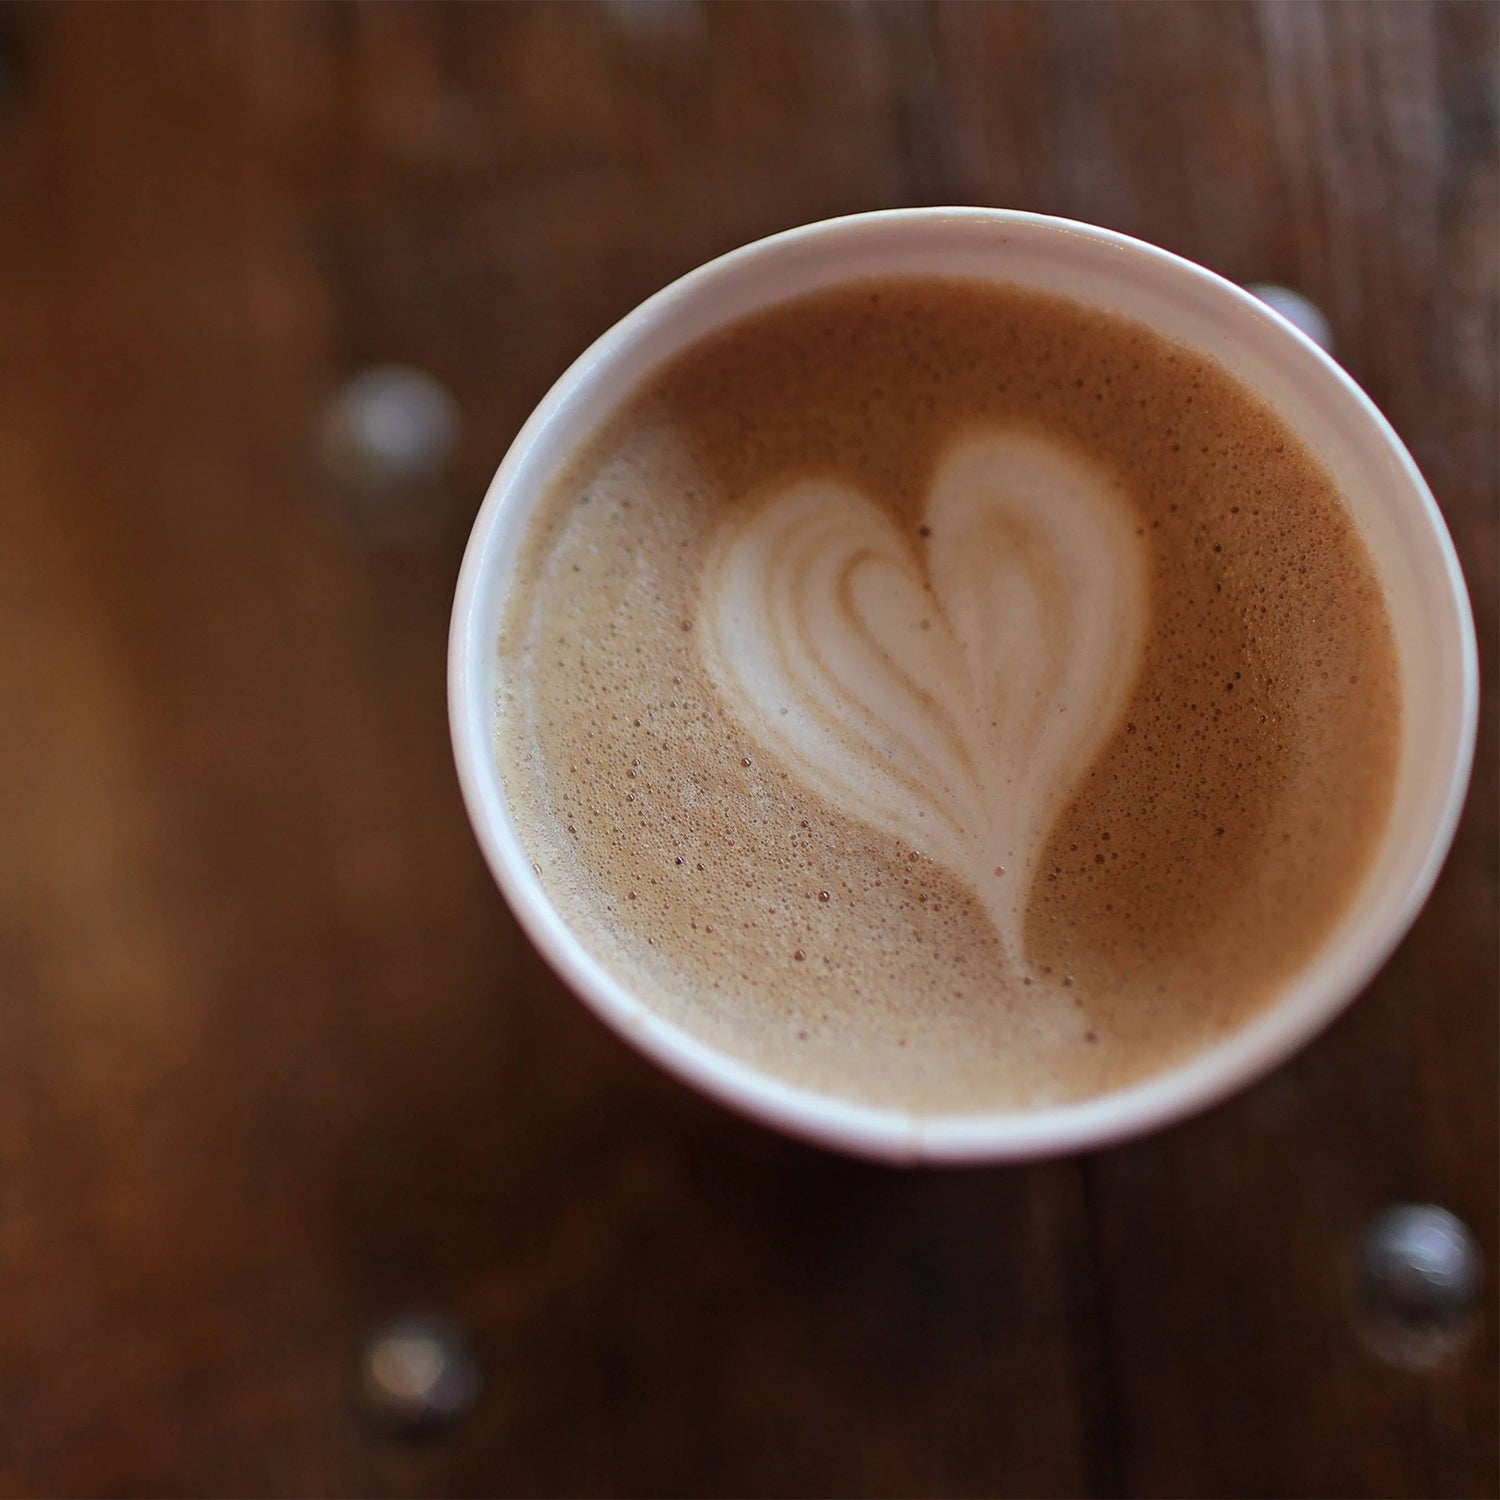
449,209,1477,1164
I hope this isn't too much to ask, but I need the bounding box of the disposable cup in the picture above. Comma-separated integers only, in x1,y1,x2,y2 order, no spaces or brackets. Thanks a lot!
449,209,1477,1163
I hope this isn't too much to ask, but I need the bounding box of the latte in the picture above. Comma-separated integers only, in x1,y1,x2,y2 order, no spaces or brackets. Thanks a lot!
494,277,1401,1113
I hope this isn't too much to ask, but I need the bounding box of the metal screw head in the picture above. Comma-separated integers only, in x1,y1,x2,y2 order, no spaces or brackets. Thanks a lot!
319,366,461,538
1245,283,1335,354
321,366,460,490
1356,1204,1483,1370
357,1316,481,1438
1362,1204,1482,1324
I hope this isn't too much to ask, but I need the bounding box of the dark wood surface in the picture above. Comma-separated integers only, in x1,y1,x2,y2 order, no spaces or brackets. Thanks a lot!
0,3,1494,1495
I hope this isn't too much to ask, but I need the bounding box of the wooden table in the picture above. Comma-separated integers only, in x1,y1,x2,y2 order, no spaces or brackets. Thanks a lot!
0,4,1493,1495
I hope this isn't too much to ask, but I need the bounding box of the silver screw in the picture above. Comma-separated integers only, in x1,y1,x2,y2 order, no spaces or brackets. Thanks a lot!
319,365,461,536
358,1316,481,1437
1245,283,1334,354
1362,1204,1482,1323
1356,1204,1483,1369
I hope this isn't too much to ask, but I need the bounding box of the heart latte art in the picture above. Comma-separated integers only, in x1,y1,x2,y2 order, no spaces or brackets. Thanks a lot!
701,431,1148,965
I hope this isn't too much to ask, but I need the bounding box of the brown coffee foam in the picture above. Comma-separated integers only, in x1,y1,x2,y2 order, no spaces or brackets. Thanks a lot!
494,278,1401,1114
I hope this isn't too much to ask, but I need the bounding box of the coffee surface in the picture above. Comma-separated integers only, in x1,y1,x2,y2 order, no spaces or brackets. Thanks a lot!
494,277,1401,1114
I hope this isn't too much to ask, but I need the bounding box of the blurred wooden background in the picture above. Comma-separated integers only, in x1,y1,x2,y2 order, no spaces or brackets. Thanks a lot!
0,2,1494,1495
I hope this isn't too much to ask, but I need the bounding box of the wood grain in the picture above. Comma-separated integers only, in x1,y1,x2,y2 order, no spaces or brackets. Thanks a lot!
0,3,1492,1496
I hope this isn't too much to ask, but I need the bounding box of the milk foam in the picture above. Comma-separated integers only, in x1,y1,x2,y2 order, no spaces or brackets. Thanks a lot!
494,275,1401,1114
700,430,1148,964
